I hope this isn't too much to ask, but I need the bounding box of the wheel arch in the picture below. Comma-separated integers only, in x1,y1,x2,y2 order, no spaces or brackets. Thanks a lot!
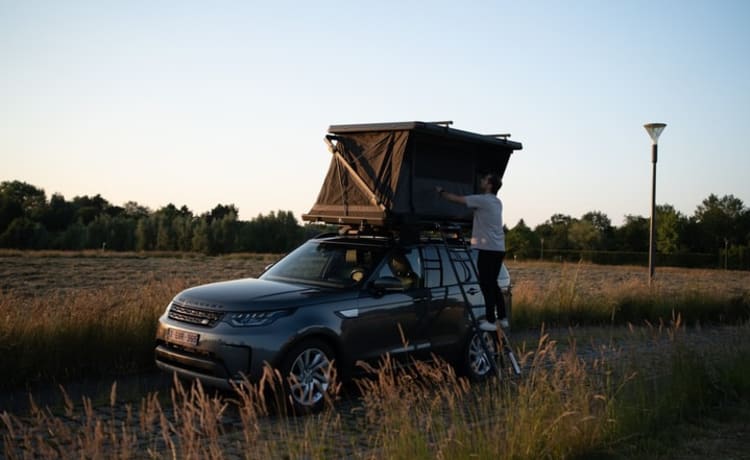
274,328,345,374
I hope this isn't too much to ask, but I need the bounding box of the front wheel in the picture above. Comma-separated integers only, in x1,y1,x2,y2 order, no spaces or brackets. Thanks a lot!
280,339,337,414
462,330,499,381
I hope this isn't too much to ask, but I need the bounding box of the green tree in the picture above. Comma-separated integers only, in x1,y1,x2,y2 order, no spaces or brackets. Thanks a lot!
0,180,47,233
58,222,87,250
72,194,111,225
615,215,649,252
41,193,76,232
534,214,574,251
156,216,177,251
580,211,614,249
569,219,599,250
692,194,746,252
506,219,538,259
135,217,157,251
208,204,239,223
124,201,151,219
656,204,685,254
0,217,48,249
192,217,213,254
174,215,195,252
212,212,239,254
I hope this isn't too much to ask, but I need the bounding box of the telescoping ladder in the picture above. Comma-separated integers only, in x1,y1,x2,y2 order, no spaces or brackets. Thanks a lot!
434,223,521,377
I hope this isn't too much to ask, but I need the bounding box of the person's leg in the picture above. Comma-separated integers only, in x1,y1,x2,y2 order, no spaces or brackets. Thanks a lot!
477,250,498,323
492,251,507,320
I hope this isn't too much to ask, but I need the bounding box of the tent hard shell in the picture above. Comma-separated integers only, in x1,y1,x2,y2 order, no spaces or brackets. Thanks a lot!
302,121,523,229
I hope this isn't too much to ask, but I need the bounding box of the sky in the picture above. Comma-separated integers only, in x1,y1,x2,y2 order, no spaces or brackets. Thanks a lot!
2,0,749,228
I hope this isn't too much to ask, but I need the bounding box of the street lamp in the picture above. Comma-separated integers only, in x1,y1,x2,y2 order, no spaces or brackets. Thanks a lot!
644,122,666,285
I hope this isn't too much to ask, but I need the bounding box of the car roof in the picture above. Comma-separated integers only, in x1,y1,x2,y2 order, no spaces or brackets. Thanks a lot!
311,232,467,250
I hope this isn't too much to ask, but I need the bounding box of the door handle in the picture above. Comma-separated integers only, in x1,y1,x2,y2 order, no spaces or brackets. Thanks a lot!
466,287,479,295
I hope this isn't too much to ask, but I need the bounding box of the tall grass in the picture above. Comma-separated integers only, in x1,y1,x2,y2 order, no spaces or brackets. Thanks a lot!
2,260,748,393
0,279,186,391
3,322,749,459
511,262,750,329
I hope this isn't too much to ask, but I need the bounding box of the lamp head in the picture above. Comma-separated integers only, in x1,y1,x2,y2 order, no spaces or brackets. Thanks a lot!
644,123,667,144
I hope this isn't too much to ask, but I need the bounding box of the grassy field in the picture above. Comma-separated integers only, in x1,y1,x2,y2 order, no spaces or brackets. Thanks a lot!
1,252,749,458
1,251,748,390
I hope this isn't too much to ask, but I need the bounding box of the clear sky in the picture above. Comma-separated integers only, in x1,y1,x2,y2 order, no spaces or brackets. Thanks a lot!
2,1,749,228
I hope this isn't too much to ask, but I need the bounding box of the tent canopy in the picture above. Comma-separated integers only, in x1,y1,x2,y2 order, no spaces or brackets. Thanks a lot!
302,121,522,228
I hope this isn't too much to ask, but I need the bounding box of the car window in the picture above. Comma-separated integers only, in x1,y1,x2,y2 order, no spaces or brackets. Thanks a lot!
422,245,442,288
376,247,421,290
450,247,476,283
422,245,477,288
261,240,386,288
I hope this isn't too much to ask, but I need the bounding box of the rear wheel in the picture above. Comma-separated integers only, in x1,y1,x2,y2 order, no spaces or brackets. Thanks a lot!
462,330,499,381
280,339,337,414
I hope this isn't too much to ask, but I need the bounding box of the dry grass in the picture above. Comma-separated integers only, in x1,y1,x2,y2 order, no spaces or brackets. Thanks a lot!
1,255,748,391
507,261,750,327
3,322,748,459
1,254,750,457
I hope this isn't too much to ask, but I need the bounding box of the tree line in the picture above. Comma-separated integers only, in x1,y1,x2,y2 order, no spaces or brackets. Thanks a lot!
0,181,309,255
505,197,749,269
1,180,748,269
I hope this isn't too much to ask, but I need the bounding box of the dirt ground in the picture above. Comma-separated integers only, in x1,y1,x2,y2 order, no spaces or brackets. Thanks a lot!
0,252,275,297
1,252,749,299
506,260,750,299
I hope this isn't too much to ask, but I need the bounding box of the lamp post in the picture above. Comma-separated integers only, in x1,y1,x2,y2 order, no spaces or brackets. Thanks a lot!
644,122,666,285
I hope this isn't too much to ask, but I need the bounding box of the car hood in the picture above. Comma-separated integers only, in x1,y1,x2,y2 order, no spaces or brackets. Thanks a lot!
172,278,353,311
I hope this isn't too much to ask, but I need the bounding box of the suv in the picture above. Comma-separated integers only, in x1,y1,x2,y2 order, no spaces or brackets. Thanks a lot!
155,230,512,413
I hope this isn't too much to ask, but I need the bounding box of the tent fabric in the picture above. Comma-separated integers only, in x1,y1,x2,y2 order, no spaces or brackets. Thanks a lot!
314,130,409,215
303,122,522,228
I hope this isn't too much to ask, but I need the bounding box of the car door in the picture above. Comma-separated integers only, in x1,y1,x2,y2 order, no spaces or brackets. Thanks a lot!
340,247,429,365
421,244,483,356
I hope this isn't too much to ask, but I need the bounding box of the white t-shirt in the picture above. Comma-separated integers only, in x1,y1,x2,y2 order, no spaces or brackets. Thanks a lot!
464,194,505,251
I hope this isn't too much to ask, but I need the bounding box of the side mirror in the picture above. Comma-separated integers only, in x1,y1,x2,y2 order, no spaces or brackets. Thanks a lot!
371,276,404,294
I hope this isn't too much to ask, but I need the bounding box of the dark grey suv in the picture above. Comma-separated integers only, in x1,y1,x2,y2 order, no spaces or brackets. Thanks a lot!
155,231,511,413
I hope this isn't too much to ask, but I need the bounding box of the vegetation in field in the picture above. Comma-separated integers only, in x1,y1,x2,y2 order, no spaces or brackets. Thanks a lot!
1,259,749,393
1,254,749,457
510,262,750,329
3,322,749,459
0,280,183,391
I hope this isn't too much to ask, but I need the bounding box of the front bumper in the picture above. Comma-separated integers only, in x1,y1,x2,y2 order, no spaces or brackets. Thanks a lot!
154,314,287,387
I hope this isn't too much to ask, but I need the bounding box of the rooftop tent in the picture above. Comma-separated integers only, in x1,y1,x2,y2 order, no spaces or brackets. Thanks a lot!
302,121,523,228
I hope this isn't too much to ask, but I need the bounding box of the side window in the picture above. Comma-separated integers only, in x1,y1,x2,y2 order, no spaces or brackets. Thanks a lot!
422,246,443,288
425,246,477,288
449,247,476,283
377,248,421,290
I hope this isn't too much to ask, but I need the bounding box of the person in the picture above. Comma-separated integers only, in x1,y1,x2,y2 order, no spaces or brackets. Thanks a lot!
436,173,508,331
387,249,416,290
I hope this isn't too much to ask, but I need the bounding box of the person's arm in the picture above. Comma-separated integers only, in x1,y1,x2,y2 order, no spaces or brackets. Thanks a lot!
435,187,467,205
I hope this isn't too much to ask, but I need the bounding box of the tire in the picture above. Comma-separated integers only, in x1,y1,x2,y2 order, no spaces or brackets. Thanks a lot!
462,330,499,382
279,339,336,414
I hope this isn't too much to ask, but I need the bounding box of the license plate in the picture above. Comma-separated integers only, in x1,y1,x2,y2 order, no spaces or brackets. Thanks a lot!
166,328,200,347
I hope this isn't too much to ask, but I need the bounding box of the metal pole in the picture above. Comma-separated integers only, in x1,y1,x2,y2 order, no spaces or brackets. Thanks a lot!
648,143,658,285
725,238,729,270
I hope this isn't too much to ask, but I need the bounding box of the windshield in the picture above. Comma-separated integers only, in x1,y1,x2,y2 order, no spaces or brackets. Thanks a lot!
260,239,388,288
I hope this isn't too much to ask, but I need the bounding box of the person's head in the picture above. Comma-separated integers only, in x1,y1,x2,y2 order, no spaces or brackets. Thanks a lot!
389,252,411,276
480,173,502,194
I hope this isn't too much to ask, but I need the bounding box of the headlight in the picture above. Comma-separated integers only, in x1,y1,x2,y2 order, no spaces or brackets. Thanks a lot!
228,310,290,327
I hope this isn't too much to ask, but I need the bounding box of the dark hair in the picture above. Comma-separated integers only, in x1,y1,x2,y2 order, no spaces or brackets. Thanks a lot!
485,173,502,194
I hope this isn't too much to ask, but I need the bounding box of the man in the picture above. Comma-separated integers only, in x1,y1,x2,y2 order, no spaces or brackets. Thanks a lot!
436,173,508,331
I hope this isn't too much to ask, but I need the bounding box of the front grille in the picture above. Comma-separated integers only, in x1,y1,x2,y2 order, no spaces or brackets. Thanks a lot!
168,303,224,327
